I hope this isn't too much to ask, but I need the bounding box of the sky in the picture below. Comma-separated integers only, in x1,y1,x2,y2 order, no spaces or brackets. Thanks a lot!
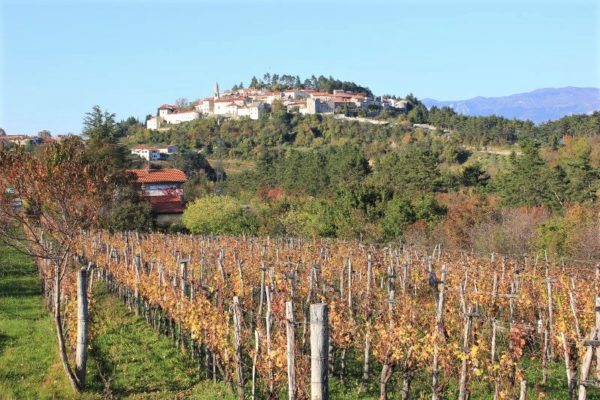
1,0,599,134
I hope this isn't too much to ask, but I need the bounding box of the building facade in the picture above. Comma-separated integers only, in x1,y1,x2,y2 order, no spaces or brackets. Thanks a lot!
128,168,187,226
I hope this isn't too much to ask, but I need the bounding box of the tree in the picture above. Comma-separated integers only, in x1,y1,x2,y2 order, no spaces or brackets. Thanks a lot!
183,195,258,235
412,194,447,222
175,98,190,110
558,138,599,203
82,106,130,171
183,171,212,203
171,149,216,179
0,137,114,391
38,129,52,138
82,105,117,142
407,105,429,124
461,164,490,188
107,186,154,232
327,145,370,190
496,140,565,209
372,144,441,197
115,116,140,138
382,197,416,240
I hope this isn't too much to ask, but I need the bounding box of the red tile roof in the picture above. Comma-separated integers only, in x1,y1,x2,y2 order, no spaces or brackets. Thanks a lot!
128,168,187,184
148,195,185,214
311,92,332,97
214,97,245,103
0,135,29,141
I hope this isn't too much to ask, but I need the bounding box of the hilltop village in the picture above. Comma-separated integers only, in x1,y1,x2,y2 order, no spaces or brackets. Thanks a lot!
146,82,409,129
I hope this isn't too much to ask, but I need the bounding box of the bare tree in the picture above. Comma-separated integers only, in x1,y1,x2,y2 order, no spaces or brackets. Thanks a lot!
175,98,191,110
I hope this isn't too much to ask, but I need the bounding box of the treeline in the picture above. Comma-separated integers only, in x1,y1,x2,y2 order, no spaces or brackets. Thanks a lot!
424,107,600,145
125,109,599,160
126,113,406,159
239,73,373,96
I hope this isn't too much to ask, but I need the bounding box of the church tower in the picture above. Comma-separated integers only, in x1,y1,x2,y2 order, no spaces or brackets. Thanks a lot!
214,81,220,99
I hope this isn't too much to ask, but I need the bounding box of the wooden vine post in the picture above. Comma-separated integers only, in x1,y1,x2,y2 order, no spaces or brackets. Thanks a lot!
266,285,274,395
432,264,447,400
134,253,141,315
519,380,527,400
286,301,297,400
362,252,373,391
458,306,478,400
311,303,329,400
435,265,447,338
180,259,188,297
232,296,244,400
75,265,89,387
546,277,555,359
578,297,600,400
251,330,260,400
595,296,600,379
578,329,598,400
560,331,577,399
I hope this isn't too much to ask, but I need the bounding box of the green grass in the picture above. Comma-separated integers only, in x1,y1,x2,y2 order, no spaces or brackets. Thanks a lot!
86,287,233,399
0,243,73,399
0,243,234,400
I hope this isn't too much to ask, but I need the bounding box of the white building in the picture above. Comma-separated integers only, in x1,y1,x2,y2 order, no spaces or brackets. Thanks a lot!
131,146,162,161
213,98,246,117
157,104,176,118
158,145,177,156
306,97,334,114
146,116,163,130
131,145,176,160
163,111,199,124
149,104,199,128
194,98,214,114
237,103,266,120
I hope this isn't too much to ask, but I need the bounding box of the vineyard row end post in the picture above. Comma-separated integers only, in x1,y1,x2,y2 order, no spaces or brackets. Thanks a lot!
310,303,329,400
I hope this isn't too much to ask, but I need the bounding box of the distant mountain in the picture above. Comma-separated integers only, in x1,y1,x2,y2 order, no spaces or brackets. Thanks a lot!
422,87,600,124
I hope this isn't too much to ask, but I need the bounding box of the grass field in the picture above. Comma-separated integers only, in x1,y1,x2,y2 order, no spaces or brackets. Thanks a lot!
0,243,233,400
206,158,256,175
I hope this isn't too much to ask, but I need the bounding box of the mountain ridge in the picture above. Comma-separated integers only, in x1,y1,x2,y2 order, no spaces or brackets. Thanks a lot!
422,87,600,123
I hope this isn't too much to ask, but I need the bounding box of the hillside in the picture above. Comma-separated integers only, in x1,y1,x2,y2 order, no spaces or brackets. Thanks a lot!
423,87,600,123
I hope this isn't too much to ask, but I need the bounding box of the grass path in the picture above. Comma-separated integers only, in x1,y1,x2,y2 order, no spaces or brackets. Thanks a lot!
0,243,72,399
0,243,233,399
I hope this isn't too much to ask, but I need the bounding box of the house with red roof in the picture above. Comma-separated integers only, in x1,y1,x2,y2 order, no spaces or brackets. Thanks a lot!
128,168,187,225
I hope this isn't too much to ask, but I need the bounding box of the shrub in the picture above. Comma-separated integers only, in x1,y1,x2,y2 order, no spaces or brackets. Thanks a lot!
182,195,258,236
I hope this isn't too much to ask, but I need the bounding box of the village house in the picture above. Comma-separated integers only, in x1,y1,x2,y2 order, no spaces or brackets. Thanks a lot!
131,145,177,161
128,168,187,226
0,135,43,146
131,146,160,161
146,104,200,129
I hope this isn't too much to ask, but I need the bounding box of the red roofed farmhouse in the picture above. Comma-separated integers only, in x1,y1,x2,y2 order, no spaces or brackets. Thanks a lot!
128,168,187,226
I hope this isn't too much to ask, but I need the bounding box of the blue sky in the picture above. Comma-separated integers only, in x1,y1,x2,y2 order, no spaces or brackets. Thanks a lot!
1,0,599,134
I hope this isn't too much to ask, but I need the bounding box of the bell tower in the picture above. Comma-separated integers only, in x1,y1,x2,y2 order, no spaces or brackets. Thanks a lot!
214,81,220,99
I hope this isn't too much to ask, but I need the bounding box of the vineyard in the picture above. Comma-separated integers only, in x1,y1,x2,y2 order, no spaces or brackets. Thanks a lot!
56,231,600,399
